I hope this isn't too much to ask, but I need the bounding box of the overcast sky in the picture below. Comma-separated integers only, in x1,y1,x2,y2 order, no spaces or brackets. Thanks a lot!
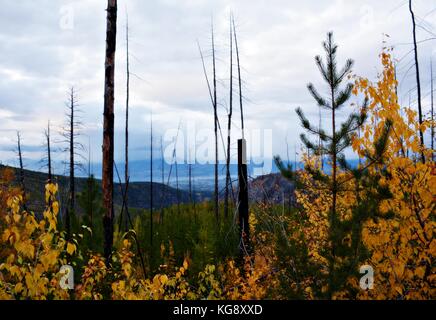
0,0,435,171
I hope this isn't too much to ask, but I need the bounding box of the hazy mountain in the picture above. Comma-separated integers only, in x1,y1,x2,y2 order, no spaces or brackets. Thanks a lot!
0,164,211,213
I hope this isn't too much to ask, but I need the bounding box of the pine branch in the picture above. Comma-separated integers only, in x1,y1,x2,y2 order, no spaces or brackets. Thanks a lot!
334,83,353,109
307,83,331,109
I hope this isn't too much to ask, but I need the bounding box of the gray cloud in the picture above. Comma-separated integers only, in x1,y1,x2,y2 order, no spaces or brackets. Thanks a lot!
0,0,434,167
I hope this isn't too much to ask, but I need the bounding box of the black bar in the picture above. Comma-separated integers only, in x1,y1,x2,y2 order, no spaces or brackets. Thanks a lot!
238,139,249,255
0,300,425,319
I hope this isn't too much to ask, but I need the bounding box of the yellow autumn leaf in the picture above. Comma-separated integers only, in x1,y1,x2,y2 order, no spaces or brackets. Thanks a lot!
15,239,35,259
183,259,189,270
14,282,23,294
52,201,59,215
66,242,76,255
13,213,21,223
40,250,59,270
415,266,426,279
372,251,383,263
152,275,160,286
159,274,168,285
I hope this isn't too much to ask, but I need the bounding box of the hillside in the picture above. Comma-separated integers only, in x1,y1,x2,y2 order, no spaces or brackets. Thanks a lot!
248,173,295,205
0,165,211,213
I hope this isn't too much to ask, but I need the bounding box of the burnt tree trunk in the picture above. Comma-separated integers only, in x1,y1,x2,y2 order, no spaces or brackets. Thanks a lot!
238,139,249,256
66,87,75,239
225,16,233,218
409,0,425,163
16,131,27,210
159,136,165,223
211,22,219,222
45,121,52,183
192,165,197,217
102,0,117,263
150,113,153,253
232,17,244,140
188,148,192,204
175,155,180,215
124,11,130,232
431,58,434,161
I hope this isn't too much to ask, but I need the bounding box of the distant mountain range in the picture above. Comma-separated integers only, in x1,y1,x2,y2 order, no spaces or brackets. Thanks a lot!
0,164,212,213
1,157,361,211
8,158,289,192
10,157,361,184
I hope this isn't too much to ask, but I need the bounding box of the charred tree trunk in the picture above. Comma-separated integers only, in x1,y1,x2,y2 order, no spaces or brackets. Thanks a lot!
188,148,193,204
225,15,233,219
150,113,153,252
238,139,249,256
192,166,197,217
211,22,219,222
45,121,52,183
123,10,131,232
159,136,165,223
124,11,130,232
61,87,83,239
44,122,53,214
102,0,117,263
87,138,93,230
16,131,27,210
409,0,425,163
431,58,434,161
66,87,76,239
175,156,180,215
232,17,244,140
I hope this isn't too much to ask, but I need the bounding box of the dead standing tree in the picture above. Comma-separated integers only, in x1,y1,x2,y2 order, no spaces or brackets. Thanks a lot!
232,17,250,255
188,146,193,204
175,144,181,216
61,87,84,239
165,121,182,216
159,136,165,223
16,131,27,210
197,25,219,221
41,120,56,211
212,22,219,221
102,0,117,263
224,15,233,218
431,58,434,161
198,24,231,222
42,120,53,183
233,16,245,140
149,113,154,252
408,0,425,163
123,10,130,232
